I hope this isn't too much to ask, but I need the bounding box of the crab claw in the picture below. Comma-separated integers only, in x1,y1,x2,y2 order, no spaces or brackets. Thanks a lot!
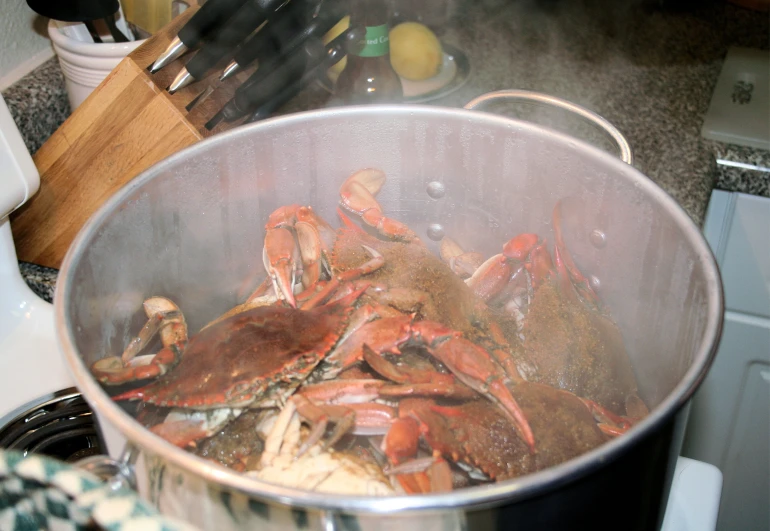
91,297,187,385
526,241,555,291
440,237,484,279
149,408,240,448
381,415,454,494
465,254,513,302
502,233,539,261
552,201,599,306
339,168,418,241
265,205,337,291
411,321,537,454
263,226,298,308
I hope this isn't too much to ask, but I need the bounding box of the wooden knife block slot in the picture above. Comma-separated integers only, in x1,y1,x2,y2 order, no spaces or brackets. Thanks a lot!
11,7,255,269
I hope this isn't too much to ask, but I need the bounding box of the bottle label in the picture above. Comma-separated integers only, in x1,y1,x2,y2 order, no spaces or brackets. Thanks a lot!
357,24,390,57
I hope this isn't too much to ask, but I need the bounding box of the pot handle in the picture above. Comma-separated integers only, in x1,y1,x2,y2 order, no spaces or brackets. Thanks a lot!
76,441,140,491
464,89,634,165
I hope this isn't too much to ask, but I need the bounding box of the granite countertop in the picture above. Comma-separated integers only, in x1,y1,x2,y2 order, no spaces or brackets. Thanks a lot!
4,0,768,302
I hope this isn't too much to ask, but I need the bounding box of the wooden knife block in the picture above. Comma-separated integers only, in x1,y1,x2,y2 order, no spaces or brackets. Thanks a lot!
11,7,255,269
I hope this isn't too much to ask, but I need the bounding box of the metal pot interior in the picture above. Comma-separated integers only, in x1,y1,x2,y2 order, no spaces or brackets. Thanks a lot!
55,105,723,510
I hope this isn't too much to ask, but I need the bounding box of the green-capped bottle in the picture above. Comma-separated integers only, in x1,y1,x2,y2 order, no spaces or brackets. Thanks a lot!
336,0,403,103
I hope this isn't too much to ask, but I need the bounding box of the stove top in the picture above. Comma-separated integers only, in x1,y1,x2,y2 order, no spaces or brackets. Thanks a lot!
0,388,105,463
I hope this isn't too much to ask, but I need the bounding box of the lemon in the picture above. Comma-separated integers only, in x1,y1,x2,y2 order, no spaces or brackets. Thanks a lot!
389,22,442,81
323,16,350,83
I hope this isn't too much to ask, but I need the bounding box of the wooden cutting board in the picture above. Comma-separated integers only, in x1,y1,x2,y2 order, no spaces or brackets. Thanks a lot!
11,6,255,269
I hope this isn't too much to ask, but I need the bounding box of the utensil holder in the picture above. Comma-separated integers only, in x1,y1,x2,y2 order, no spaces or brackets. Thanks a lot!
11,6,254,269
49,21,146,110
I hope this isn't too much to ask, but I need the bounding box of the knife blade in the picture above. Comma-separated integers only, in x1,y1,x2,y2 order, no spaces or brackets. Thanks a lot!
219,0,342,82
168,0,295,93
149,0,250,73
245,26,364,123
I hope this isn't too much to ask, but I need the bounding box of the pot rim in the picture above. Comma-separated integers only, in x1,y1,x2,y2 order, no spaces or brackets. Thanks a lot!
55,104,724,513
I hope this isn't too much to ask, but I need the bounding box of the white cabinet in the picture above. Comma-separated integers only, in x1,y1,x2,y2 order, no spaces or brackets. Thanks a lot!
683,191,770,531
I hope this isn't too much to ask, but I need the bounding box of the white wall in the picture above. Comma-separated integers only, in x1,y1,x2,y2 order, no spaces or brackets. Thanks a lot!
0,0,54,88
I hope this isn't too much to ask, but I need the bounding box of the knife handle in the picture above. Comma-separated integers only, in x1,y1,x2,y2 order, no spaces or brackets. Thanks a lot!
186,0,318,82
245,28,359,123
177,0,249,48
184,0,274,80
222,37,328,122
233,2,332,68
233,9,342,92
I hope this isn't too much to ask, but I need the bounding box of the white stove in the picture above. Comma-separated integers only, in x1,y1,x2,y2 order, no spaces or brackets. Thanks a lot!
0,94,723,530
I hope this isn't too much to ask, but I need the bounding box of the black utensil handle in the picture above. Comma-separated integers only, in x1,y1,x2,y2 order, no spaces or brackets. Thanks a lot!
245,32,350,123
177,0,250,48
221,36,328,122
183,0,289,80
233,2,343,72
230,0,314,69
26,0,119,22
105,13,130,42
84,20,103,43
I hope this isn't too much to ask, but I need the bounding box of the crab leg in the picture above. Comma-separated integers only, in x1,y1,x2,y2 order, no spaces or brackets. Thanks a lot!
411,321,536,454
325,315,413,369
384,457,454,494
362,346,478,400
149,408,241,448
261,400,299,467
202,293,279,331
463,234,539,302
465,254,513,302
294,207,337,287
439,237,484,279
300,244,385,310
502,233,539,261
287,381,399,455
245,276,272,303
336,317,536,452
299,379,389,404
580,398,641,437
91,297,188,385
552,201,599,306
339,168,418,242
264,205,338,292
291,395,357,455
526,241,555,290
381,414,454,494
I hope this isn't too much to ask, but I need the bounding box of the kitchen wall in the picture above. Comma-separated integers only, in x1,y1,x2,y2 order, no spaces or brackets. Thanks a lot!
0,0,53,89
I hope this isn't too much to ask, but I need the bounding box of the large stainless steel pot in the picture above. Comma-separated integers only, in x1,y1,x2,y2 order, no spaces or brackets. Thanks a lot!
55,91,723,531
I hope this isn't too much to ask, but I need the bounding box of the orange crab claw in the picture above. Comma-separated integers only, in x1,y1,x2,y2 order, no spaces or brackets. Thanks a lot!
580,398,644,438
439,237,485,279
91,297,187,386
411,321,536,454
502,233,540,261
526,241,555,291
339,169,418,241
383,416,421,464
552,201,599,306
362,345,477,400
326,316,413,369
149,419,208,448
465,254,513,302
263,226,298,308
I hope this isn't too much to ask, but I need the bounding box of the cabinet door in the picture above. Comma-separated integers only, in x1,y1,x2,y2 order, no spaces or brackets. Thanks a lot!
683,191,770,531
704,192,770,318
719,358,769,531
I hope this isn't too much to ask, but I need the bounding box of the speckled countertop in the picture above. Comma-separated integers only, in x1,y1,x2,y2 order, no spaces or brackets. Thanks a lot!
4,0,769,302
